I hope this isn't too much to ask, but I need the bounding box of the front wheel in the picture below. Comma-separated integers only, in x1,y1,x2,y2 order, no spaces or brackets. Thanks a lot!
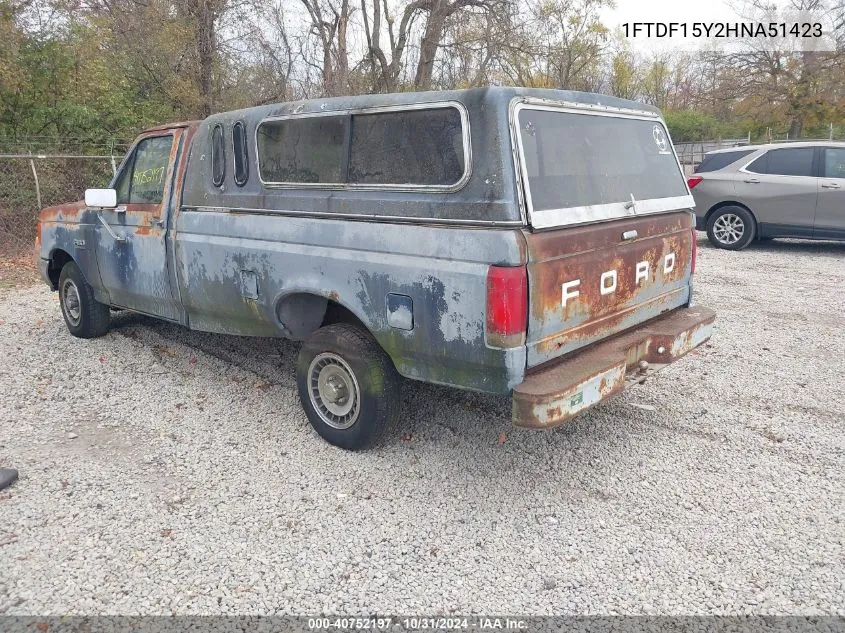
706,206,756,250
296,323,400,450
58,261,110,338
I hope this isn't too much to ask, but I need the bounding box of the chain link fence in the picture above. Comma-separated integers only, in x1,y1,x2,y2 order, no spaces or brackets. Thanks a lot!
0,152,122,252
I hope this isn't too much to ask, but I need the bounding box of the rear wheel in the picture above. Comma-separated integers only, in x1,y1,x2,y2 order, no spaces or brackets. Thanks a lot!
296,324,400,450
706,206,756,250
58,261,110,338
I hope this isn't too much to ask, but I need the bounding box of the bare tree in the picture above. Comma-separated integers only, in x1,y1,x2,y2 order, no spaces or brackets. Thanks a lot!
301,0,351,96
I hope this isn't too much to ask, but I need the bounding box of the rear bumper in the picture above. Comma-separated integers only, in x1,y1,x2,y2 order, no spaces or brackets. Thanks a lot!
512,306,716,428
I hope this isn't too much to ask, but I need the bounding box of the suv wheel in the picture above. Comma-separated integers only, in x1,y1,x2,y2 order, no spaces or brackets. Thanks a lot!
297,323,400,450
706,206,756,250
58,261,111,338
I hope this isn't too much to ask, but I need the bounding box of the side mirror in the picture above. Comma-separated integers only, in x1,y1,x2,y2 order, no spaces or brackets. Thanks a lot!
85,188,117,208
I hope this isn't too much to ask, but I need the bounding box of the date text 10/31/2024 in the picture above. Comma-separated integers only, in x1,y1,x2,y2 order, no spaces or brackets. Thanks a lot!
622,22,824,39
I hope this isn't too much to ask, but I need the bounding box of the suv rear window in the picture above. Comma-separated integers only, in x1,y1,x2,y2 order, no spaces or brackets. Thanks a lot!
746,147,814,177
516,108,688,215
695,149,754,173
256,106,467,188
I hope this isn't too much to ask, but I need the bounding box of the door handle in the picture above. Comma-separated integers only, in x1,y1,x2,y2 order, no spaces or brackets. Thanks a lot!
821,182,841,189
97,212,127,243
115,206,127,214
150,216,165,228
743,178,760,184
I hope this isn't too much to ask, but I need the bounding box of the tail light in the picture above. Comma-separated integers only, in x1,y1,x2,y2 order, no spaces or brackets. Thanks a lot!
687,176,703,189
35,218,42,244
486,265,527,348
690,227,697,274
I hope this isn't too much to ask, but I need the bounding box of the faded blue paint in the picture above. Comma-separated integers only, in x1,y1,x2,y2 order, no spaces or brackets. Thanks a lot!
37,87,698,399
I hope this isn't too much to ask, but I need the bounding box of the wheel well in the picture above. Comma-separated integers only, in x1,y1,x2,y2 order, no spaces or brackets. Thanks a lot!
321,299,368,331
274,293,370,340
47,249,73,290
706,201,756,227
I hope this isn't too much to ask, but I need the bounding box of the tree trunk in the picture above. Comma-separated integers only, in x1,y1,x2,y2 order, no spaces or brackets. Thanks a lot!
414,0,448,91
195,0,215,117
334,0,350,95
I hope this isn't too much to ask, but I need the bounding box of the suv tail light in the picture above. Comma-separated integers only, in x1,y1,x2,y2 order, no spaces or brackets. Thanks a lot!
486,265,527,348
691,227,697,274
687,176,703,189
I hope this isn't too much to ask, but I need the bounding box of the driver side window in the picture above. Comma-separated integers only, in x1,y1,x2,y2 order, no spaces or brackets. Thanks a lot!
113,136,174,204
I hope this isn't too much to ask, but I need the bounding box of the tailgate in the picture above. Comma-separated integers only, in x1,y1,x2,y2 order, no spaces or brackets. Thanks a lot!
510,99,696,368
524,211,694,368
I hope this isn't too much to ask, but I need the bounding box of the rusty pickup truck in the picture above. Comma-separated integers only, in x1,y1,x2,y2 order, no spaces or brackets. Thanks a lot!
36,87,715,449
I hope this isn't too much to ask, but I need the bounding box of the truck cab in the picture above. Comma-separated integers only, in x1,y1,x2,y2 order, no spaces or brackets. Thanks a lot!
36,87,714,449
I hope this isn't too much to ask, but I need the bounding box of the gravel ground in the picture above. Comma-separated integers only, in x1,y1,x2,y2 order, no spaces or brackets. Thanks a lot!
0,236,843,616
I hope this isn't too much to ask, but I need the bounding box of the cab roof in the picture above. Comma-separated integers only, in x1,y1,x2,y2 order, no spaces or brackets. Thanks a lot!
200,86,662,127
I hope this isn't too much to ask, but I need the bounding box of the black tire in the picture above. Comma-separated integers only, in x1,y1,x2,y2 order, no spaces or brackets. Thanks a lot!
297,323,400,450
58,261,110,338
706,206,756,250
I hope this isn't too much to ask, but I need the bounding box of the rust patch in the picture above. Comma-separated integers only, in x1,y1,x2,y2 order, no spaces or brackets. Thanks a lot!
534,289,680,356
524,211,694,359
545,406,562,420
169,123,198,226
513,305,715,429
525,211,690,262
39,200,86,223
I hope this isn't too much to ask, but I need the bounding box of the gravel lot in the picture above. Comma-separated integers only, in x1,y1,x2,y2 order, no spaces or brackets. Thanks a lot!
1,236,843,616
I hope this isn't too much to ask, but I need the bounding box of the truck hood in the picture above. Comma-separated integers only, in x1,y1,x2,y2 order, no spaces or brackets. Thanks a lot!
40,200,86,223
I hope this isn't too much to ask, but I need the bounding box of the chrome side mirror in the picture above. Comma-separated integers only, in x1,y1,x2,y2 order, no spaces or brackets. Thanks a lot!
84,188,117,208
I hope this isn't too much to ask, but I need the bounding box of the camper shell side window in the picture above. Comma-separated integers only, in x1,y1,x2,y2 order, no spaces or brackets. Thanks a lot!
232,120,249,186
255,103,471,192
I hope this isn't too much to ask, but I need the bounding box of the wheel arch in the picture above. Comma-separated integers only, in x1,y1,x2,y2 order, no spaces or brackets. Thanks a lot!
273,290,400,374
273,290,371,341
46,248,74,290
706,200,758,232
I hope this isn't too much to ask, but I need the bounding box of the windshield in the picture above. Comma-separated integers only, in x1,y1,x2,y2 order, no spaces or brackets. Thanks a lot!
517,107,689,217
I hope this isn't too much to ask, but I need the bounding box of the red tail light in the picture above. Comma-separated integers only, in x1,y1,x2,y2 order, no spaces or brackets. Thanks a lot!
486,265,527,348
687,176,703,189
690,227,697,274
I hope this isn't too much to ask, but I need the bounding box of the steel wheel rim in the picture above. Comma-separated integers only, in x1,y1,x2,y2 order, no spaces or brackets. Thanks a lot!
308,352,361,430
61,279,82,326
713,213,745,245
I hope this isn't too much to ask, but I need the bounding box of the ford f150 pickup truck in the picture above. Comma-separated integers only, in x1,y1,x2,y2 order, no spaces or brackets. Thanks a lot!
35,87,715,449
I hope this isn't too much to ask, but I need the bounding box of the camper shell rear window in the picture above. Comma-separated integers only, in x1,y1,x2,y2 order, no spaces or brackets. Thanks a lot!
514,103,692,229
255,104,469,190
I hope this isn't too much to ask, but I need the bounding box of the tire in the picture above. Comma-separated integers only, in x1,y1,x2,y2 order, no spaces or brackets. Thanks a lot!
706,206,756,250
58,261,110,338
297,323,400,450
